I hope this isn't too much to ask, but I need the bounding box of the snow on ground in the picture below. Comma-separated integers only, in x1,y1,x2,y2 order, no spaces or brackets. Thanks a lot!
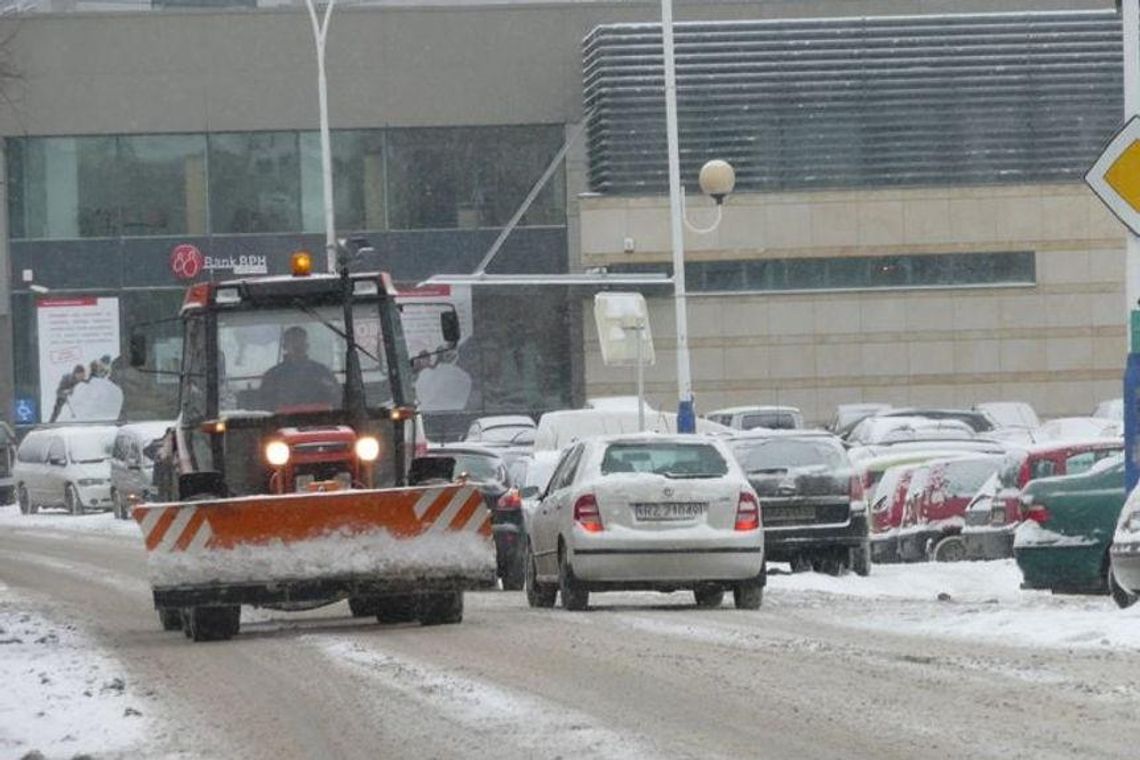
0,504,139,540
0,583,151,760
314,638,666,759
767,559,1140,650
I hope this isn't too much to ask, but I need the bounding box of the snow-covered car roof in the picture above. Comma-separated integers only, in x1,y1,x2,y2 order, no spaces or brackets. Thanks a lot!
116,421,175,443
706,405,802,416
534,409,730,451
469,415,535,429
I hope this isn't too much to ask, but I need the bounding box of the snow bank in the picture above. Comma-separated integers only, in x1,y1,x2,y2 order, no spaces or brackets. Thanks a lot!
770,560,1140,650
0,584,149,758
0,504,138,540
149,528,495,587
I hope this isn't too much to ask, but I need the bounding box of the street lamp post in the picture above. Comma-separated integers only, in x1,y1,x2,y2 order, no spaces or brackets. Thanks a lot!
304,0,338,274
660,0,735,432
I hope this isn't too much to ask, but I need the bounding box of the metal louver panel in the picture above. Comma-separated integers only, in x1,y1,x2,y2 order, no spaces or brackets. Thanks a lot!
582,12,1123,195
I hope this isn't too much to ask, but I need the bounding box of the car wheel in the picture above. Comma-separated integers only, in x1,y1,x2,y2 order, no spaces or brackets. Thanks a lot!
184,605,240,642
733,568,765,610
1110,569,1138,610
932,535,967,563
376,594,419,624
693,585,725,609
17,484,30,516
558,548,589,611
851,543,872,577
501,544,526,591
524,538,556,609
157,608,183,631
420,592,464,626
790,555,812,574
65,484,82,516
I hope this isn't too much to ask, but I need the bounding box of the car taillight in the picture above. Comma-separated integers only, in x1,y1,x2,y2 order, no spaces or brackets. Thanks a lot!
573,493,604,533
735,491,761,532
1025,504,1051,525
497,488,522,511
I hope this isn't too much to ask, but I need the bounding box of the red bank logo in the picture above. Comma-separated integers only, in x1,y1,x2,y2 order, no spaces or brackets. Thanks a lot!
170,244,205,280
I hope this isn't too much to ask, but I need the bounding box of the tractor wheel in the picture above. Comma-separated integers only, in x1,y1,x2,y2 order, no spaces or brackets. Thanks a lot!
185,605,240,642
420,593,464,626
157,608,183,631
376,595,419,624
348,597,380,618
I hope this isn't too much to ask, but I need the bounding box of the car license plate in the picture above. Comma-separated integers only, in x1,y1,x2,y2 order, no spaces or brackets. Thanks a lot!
765,505,815,523
632,502,707,521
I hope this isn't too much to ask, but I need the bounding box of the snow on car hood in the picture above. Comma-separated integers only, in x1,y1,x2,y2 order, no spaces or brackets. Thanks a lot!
1013,520,1098,549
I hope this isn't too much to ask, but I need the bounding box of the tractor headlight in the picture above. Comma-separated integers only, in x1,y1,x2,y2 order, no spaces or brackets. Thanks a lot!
265,440,291,467
355,436,381,462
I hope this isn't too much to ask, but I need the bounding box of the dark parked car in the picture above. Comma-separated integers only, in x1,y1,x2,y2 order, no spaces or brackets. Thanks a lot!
411,444,516,588
729,430,869,576
963,439,1122,561
1014,456,1125,595
0,421,15,504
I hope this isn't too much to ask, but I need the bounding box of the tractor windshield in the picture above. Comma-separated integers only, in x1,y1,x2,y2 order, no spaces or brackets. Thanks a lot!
216,304,395,414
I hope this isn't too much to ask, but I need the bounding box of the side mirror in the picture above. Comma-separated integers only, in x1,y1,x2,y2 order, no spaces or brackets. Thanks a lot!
129,332,147,368
440,310,460,347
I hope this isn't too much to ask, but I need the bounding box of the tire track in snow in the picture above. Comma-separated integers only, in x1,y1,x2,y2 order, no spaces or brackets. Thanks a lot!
312,637,668,760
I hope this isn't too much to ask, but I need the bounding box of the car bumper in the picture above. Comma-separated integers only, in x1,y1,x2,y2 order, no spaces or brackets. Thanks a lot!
763,514,869,562
78,485,114,510
962,525,1015,561
1014,543,1108,592
569,529,764,584
1110,540,1140,593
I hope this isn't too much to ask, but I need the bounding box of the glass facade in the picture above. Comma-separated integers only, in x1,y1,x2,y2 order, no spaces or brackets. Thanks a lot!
613,251,1036,293
6,124,565,240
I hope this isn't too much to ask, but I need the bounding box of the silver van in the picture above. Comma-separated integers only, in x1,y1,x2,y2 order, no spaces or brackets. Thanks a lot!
110,421,173,519
14,425,117,514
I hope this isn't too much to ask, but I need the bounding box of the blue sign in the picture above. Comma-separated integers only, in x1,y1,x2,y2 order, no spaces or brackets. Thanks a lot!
13,396,37,425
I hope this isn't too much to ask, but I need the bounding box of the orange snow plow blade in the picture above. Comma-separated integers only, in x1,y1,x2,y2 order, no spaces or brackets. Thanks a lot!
132,484,495,608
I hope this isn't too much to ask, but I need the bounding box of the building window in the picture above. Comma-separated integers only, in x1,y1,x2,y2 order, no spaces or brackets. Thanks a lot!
613,251,1035,293
9,137,118,239
386,125,565,230
300,130,387,233
209,132,301,234
118,135,208,237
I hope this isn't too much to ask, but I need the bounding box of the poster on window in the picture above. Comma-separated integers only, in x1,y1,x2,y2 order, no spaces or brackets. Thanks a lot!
37,297,123,423
396,284,474,413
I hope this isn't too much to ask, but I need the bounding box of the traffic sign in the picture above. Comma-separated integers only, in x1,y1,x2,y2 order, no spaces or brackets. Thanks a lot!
13,396,37,424
1086,116,1140,236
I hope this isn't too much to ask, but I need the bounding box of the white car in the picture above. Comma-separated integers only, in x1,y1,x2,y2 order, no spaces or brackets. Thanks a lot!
14,425,118,515
522,434,765,611
705,405,804,431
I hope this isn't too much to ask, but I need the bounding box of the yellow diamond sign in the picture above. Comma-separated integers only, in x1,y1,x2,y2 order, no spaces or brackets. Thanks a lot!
1087,116,1140,235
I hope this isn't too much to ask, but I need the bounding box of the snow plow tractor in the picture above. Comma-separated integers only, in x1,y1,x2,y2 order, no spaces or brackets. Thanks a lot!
129,251,494,641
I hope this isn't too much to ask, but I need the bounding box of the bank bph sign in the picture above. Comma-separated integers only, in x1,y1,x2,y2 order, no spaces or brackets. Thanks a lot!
170,244,268,280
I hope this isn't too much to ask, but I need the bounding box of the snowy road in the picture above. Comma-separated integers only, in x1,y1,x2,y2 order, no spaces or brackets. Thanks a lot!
1,508,1138,760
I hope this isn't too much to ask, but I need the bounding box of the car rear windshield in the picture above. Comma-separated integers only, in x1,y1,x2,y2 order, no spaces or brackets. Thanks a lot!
731,438,845,473
601,442,728,478
741,412,798,430
447,453,504,484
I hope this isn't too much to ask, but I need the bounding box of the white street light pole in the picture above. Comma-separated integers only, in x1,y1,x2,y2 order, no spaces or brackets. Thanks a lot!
660,0,695,432
304,0,338,274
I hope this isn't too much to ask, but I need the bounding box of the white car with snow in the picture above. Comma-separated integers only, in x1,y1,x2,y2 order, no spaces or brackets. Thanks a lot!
522,434,765,611
14,425,118,515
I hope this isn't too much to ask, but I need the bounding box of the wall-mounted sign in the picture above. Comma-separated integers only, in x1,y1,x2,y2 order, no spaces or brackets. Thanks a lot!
37,297,123,423
170,244,205,280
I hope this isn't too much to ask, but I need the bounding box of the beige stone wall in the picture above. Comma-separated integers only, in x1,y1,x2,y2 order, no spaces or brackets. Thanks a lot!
579,184,1127,424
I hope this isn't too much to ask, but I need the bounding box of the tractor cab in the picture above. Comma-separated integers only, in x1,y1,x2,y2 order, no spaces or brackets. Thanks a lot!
133,252,457,501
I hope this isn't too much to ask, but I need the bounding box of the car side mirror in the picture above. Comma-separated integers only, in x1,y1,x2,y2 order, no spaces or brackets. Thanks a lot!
440,310,460,347
129,332,147,368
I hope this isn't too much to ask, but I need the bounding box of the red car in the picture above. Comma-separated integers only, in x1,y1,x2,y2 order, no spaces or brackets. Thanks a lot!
962,438,1122,560
868,463,921,563
897,455,1004,562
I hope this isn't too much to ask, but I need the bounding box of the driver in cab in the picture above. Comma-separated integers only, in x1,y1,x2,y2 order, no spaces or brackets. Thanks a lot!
259,326,341,411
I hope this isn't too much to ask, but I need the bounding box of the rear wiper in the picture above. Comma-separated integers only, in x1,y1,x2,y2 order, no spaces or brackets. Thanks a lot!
291,298,380,364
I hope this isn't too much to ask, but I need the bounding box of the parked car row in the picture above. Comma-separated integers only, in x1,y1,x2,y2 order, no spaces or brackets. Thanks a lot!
11,421,172,517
